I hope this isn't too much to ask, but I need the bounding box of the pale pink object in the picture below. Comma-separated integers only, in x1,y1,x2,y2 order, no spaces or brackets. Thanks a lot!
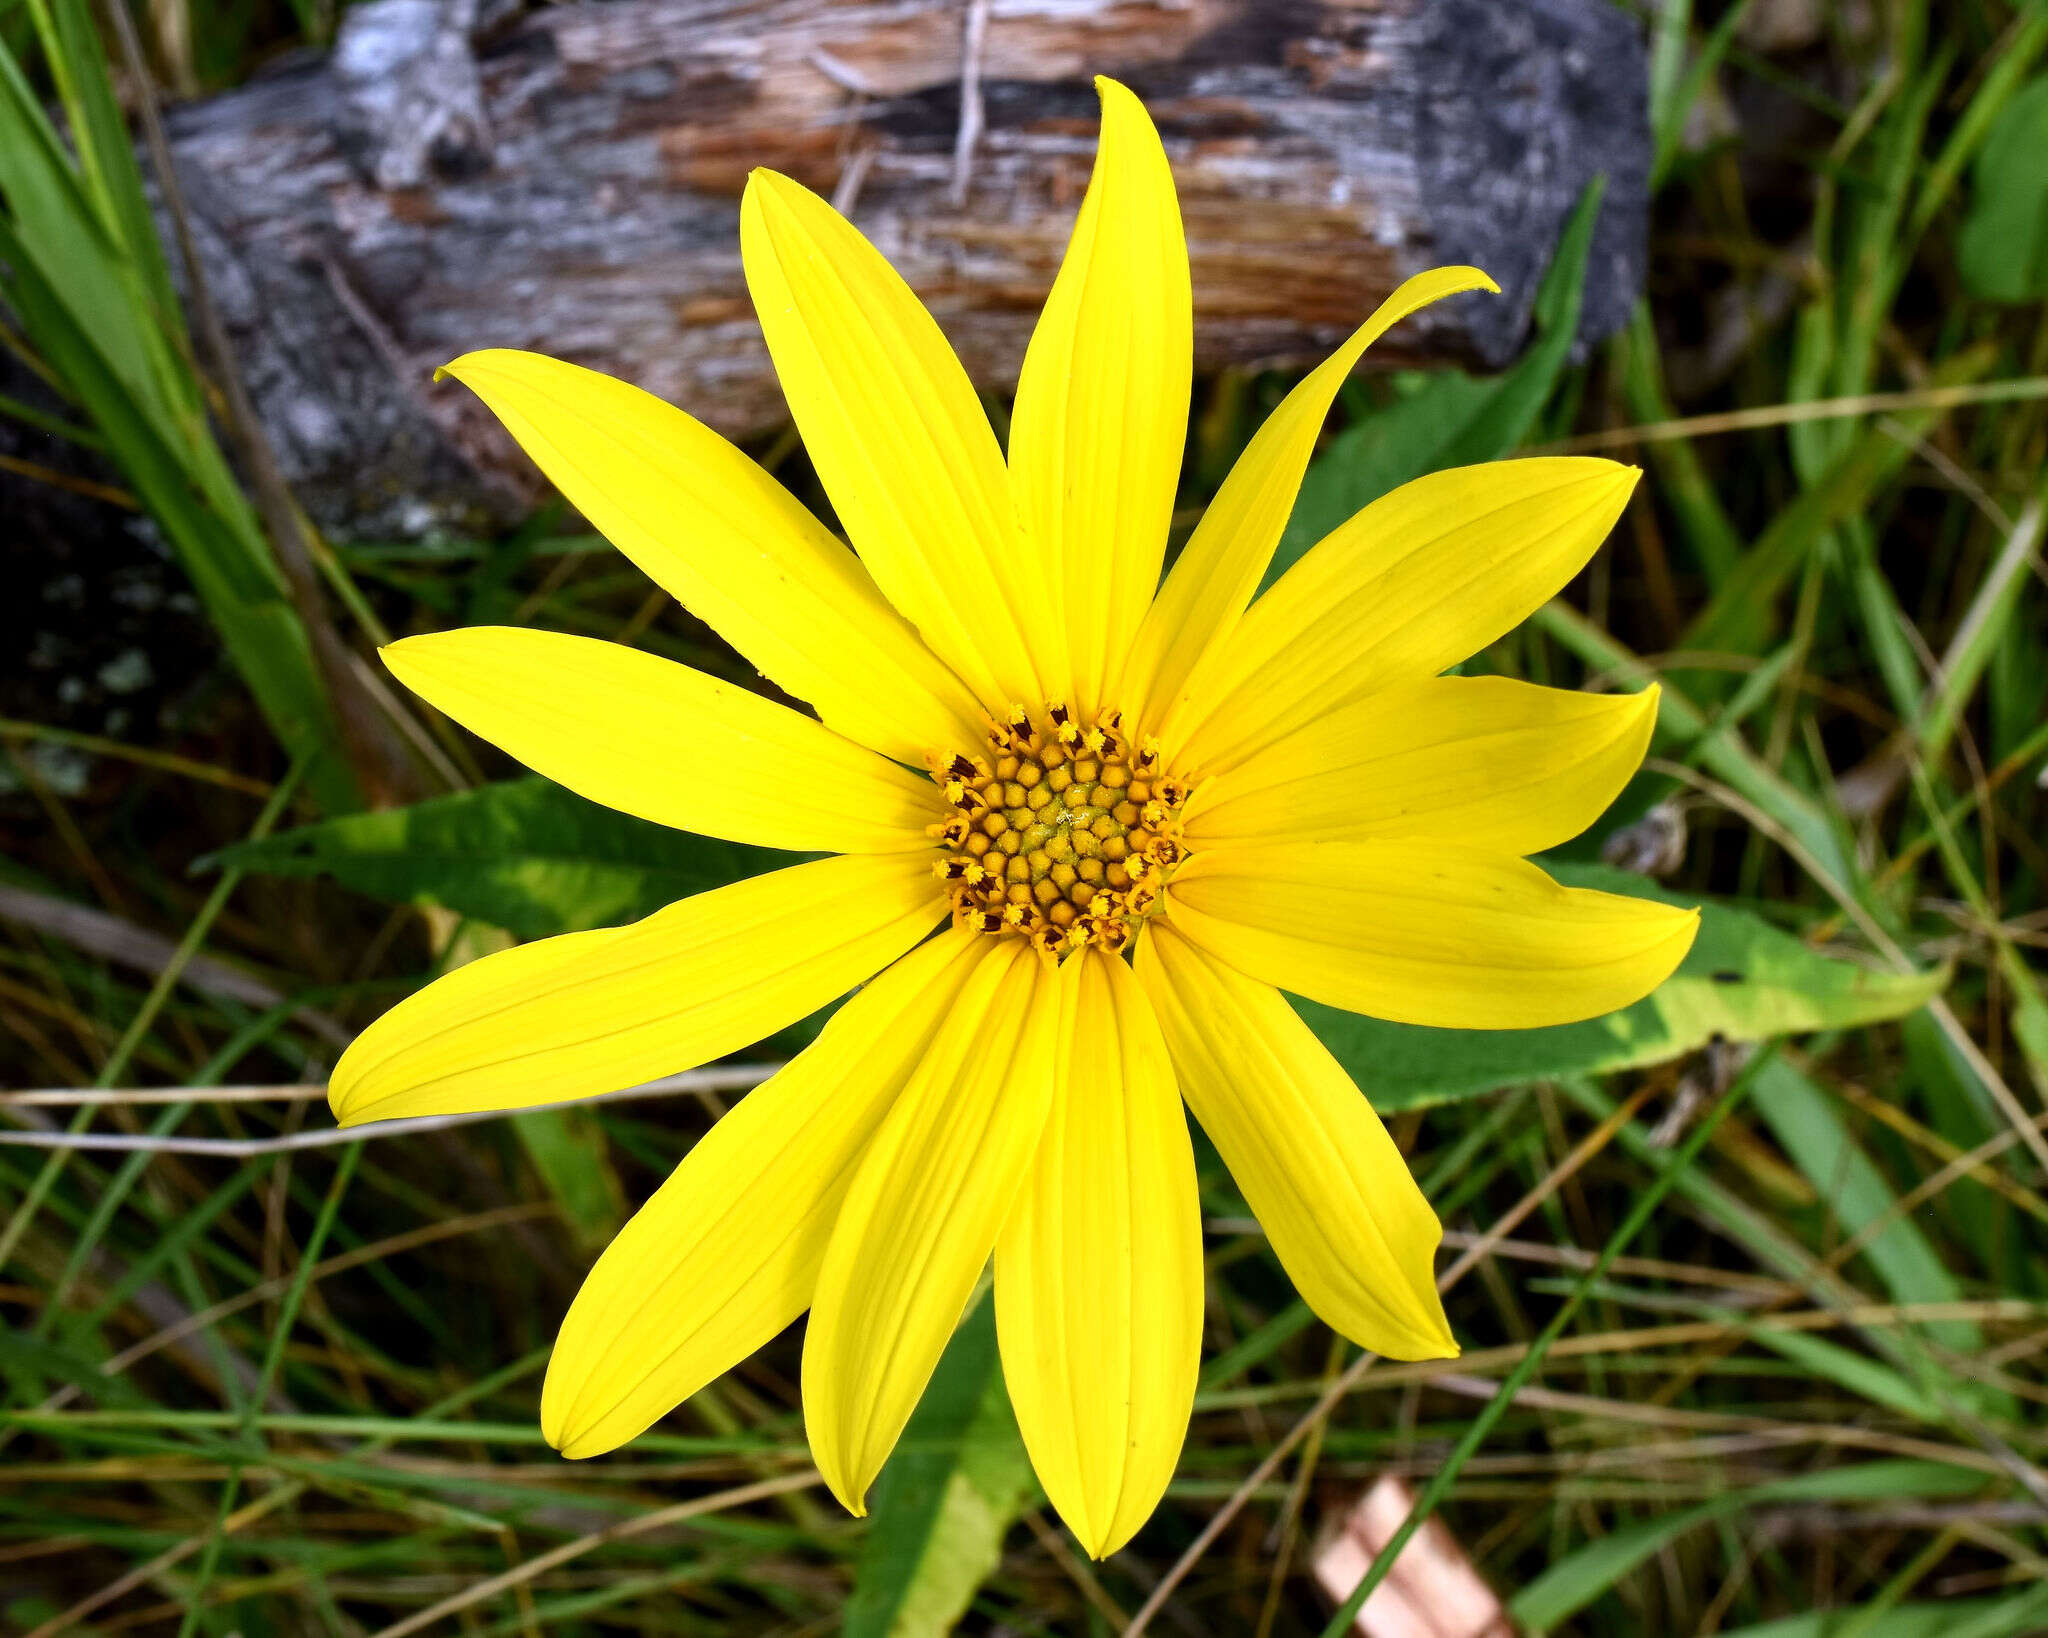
1313,1475,1514,1638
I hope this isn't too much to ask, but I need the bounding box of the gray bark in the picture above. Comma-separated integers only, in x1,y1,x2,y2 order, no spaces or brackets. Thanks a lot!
153,0,1650,537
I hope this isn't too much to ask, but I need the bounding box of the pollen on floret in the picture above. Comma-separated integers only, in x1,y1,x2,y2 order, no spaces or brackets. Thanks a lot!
925,704,1200,957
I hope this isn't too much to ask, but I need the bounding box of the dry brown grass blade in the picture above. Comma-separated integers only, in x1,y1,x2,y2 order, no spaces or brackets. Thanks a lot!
362,1470,826,1638
1542,378,2048,453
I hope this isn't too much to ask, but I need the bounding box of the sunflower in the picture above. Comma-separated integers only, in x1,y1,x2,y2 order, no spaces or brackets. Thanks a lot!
330,79,1697,1557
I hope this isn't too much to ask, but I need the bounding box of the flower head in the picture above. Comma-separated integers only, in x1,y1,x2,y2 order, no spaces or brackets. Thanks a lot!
333,79,1696,1557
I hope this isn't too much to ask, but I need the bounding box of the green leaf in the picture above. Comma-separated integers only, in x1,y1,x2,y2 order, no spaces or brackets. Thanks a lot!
1735,1324,1944,1424
0,17,358,813
511,1108,624,1252
1267,179,1603,587
212,778,795,941
1306,862,1948,1111
1713,1592,2048,1638
1957,75,2048,303
27,0,190,353
843,1295,1036,1638
1510,1460,1986,1632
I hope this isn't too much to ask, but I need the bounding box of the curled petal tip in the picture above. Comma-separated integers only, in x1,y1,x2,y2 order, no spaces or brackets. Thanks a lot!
1440,264,1502,295
434,350,490,385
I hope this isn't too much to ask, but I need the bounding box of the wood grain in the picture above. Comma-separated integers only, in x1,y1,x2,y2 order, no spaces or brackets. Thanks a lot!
154,0,1649,535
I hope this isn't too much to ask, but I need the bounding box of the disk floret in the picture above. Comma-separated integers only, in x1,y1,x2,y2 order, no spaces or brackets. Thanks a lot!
926,704,1196,957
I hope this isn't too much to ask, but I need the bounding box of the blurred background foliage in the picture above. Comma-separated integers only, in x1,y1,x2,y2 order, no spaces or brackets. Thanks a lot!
4,0,2048,1633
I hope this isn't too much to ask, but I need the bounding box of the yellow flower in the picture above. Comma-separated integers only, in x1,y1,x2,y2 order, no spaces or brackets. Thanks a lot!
330,80,1697,1557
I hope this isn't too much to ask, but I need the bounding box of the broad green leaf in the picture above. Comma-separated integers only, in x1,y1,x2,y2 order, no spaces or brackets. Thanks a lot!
843,1295,1037,1638
507,1057,628,1257
1510,1460,1987,1631
511,1108,625,1252
1715,1591,2048,1638
1267,179,1602,586
212,778,794,941
1957,75,2048,303
1306,862,1947,1112
1943,1588,2048,1638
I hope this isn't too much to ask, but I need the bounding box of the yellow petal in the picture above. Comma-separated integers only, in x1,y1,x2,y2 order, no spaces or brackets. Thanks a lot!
1136,922,1453,1360
329,853,945,1124
1166,458,1640,772
994,947,1200,1558
1116,267,1497,736
1167,842,1699,1030
1009,78,1190,717
1185,677,1659,855
385,626,938,854
741,170,1051,712
438,350,983,766
802,939,1063,1515
543,931,990,1457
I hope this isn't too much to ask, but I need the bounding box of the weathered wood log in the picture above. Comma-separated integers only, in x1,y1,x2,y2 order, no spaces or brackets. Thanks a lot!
157,0,1649,537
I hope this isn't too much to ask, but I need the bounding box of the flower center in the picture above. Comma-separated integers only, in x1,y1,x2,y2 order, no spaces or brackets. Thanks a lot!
927,705,1194,958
